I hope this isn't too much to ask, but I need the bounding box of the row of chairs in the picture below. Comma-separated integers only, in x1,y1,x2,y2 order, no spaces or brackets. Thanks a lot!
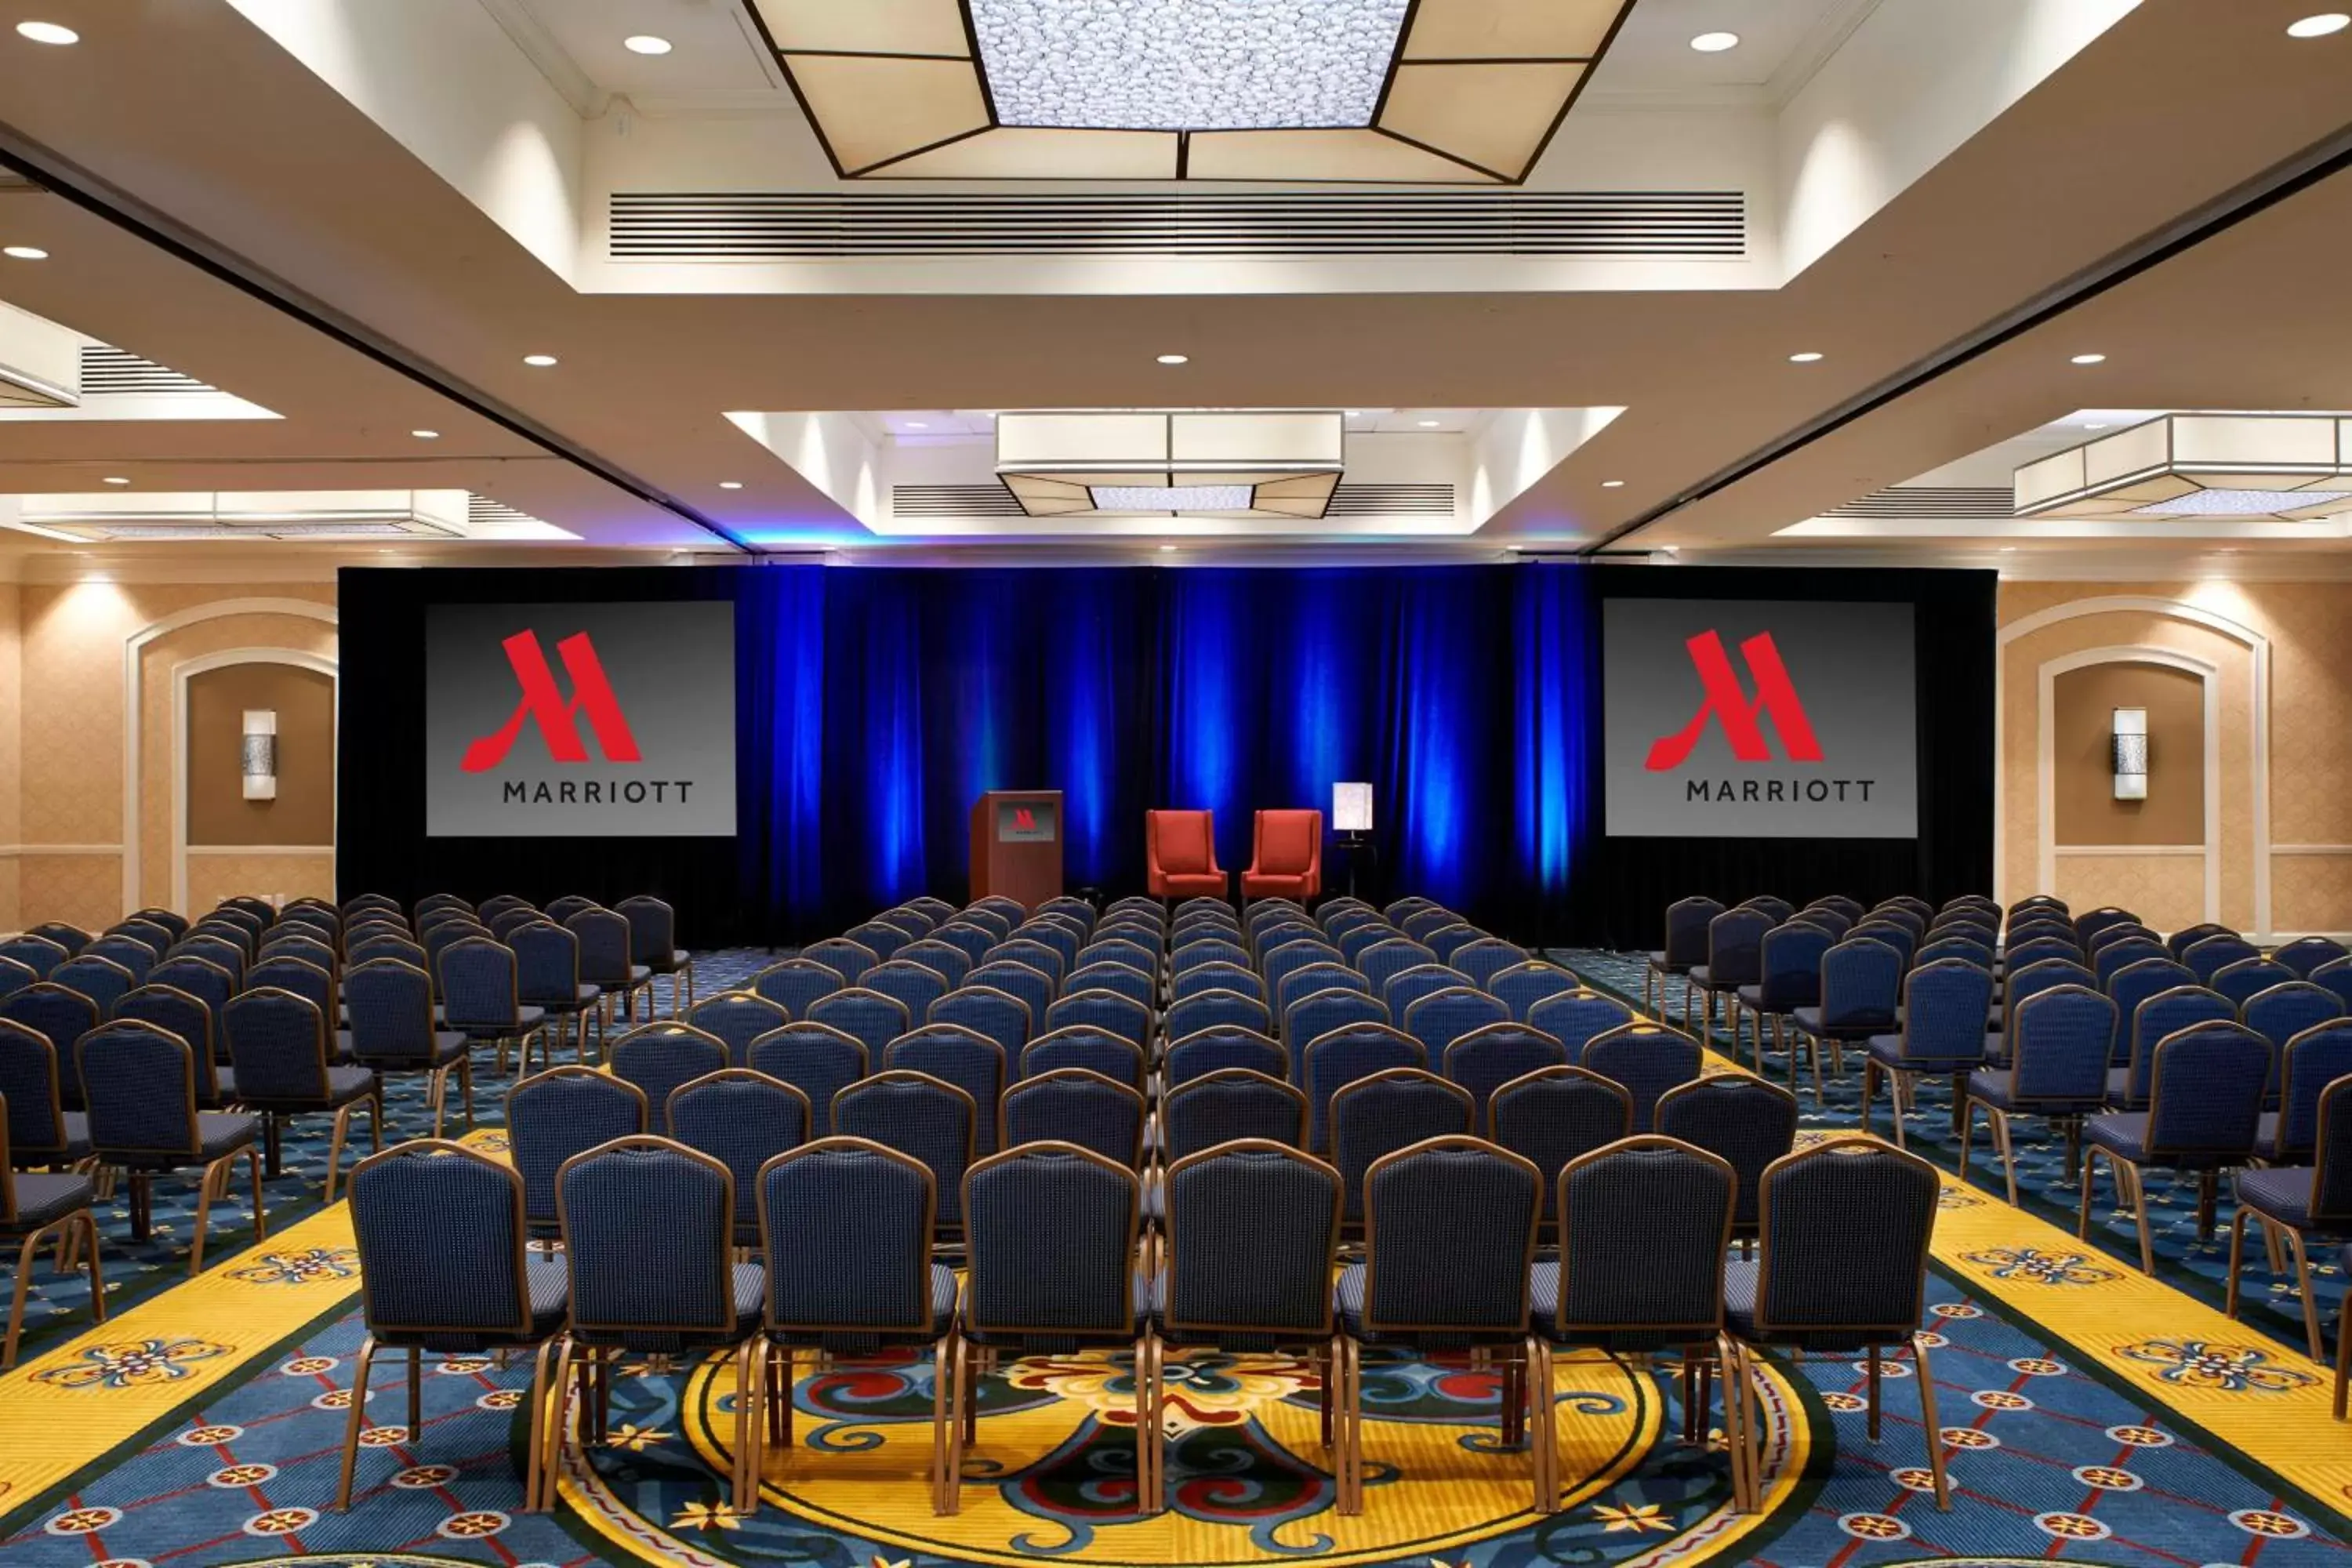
337,1129,1951,1520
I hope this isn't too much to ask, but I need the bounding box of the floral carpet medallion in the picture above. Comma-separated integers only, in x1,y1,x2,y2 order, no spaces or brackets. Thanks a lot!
543,1345,1806,1568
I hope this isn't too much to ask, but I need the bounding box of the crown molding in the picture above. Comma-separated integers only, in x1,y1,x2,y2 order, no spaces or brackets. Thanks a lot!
473,0,608,118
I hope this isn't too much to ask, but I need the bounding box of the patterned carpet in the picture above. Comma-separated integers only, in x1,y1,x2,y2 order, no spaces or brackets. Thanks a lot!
1555,948,2347,1360
2,949,2348,1568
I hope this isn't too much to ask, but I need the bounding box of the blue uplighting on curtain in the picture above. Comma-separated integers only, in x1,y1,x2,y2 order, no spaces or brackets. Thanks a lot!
732,563,1596,939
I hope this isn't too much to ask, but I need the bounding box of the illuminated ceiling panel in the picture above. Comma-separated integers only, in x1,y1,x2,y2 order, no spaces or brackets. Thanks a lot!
995,410,1345,518
746,0,1633,181
2014,414,2352,522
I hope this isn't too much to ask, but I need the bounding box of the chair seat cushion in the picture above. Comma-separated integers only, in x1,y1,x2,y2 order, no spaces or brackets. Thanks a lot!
120,1110,263,1167
630,964,652,985
2234,1167,2323,1231
17,1109,93,1163
445,1004,547,1036
1723,1258,1890,1351
2,1171,93,1231
1689,964,1715,989
1735,985,1763,1007
1156,873,1229,898
1723,1257,1760,1339
339,1031,470,1069
533,985,601,1014
1792,1007,1889,1039
2083,1112,2151,1163
326,1065,379,1105
2254,1112,2287,1163
1965,1068,2100,1116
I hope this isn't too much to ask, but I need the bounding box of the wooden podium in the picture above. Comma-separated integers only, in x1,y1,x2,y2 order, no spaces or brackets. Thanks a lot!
970,790,1064,913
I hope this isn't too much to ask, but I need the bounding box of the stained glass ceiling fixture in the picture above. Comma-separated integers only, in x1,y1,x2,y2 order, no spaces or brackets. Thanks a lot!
747,0,1636,183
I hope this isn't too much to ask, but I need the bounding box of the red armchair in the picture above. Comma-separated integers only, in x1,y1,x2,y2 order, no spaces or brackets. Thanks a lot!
1242,809,1323,903
1147,809,1229,901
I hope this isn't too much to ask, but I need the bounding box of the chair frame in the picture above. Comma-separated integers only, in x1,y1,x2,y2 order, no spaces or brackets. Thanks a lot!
1,1114,104,1369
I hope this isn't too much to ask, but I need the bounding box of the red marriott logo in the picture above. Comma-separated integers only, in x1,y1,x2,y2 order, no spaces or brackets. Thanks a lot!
462,630,642,774
1645,630,1823,771
1013,807,1036,830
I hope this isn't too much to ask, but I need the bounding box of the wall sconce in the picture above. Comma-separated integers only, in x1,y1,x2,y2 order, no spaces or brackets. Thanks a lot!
2111,707,2147,800
1333,782,1373,835
242,709,278,800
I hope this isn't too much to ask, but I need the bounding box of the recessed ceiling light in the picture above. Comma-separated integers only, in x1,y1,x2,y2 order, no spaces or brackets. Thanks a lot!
2084,422,2110,430
622,33,673,54
101,476,129,485
1690,31,1740,52
1416,419,1441,427
2071,353,2107,365
2,245,45,260
905,421,929,430
1159,544,1178,552
1659,545,1679,554
15,21,77,45
410,429,439,439
2288,13,2350,38
1788,350,1824,363
1156,353,1189,365
1344,409,1362,417
719,481,744,490
1601,479,1626,488
522,353,559,367
1998,546,2016,553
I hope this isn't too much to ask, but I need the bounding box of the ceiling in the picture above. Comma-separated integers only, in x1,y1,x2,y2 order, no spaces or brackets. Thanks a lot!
0,0,2343,580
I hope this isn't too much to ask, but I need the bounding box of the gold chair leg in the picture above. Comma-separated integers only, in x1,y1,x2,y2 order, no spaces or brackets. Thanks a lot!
249,1145,268,1243
1988,1108,2018,1207
1136,1331,1157,1516
929,1333,953,1516
524,1337,557,1512
1913,1332,1951,1511
189,1156,220,1276
2124,1162,2155,1275
2283,1225,2325,1363
335,1335,381,1508
1717,1335,1751,1515
946,1336,969,1515
3,1225,49,1370
2076,1146,2103,1240
1528,1336,1557,1512
325,1104,353,1204
733,1337,760,1515
80,1212,104,1323
543,1337,578,1513
2225,1210,2249,1319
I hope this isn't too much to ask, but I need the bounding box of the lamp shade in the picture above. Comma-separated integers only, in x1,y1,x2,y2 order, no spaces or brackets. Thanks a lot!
2111,707,2147,801
1333,781,1373,833
242,709,278,801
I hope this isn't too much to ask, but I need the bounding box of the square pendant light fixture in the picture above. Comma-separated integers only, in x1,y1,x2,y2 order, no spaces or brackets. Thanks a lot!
746,0,1633,182
2013,413,2352,522
995,411,1345,519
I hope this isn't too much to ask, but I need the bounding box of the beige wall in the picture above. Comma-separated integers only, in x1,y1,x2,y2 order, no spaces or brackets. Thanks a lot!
2,580,337,932
1999,579,2352,938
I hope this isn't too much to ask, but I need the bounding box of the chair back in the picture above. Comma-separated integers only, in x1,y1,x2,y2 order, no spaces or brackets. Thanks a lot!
0,953,35,1002
52,955,134,1015
1172,956,1255,999
1283,989,1387,1074
687,993,792,1067
510,921,583,1009
834,1070,978,1228
1486,961,1577,1021
877,907,935,941
2072,906,2140,947
963,1142,1140,1340
2086,922,2161,956
1361,1138,1539,1336
350,933,429,970
609,1023,729,1117
2242,981,2343,1059
846,920,911,963
806,986,915,1061
1149,809,1218,876
567,908,637,990
559,1138,740,1345
1442,1022,1566,1124
2108,959,2197,1058
668,1069,811,1243
1163,1068,1307,1160
1163,987,1269,1042
1755,923,1832,1011
0,935,66,980
26,920,89,956
1164,1025,1287,1087
2274,935,2350,979
1704,907,1773,988
1893,958,1994,1069
1076,938,1156,982
1273,962,1364,1027
1063,962,1151,1014
760,1138,938,1337
150,956,233,1041
965,960,1053,1029
2214,957,2298,1010
85,935,158,983
802,938,877,985
1451,938,1529,989
248,955,334,1024
746,1022,868,1134
2122,986,2235,1105
753,956,846,1015
884,1024,1007,1156
1380,962,1461,1021
2274,1019,2352,1163
1402,985,1510,1067
225,986,338,1104
350,1142,534,1341
2184,933,2261,985
2164,921,2235,961
1251,808,1322,879
1021,1025,1145,1091
2310,1077,2352,1225
615,895,678,969
1582,1022,1702,1132
899,938,973,989
2,982,100,1072
336,959,431,1065
1356,938,1436,994
1752,1141,1936,1338
985,938,1065,989
439,938,521,1029
1524,989,1635,1062
1655,1075,1799,1238
2312,955,2352,1014
1014,920,1081,972
1489,1065,1634,1221
543,895,601,925
0,1017,71,1156
1044,989,1151,1054
1301,1022,1424,1150
2000,957,2096,1038
2006,985,2115,1104
1817,938,1903,1030
76,1020,200,1158
1164,1142,1340,1338
1659,898,1721,968
260,932,337,973
1330,1067,1472,1221
2092,937,2169,990
506,1067,649,1232
1555,1138,1734,1338
2145,1022,2272,1158
1001,1068,1145,1167
1849,921,1917,966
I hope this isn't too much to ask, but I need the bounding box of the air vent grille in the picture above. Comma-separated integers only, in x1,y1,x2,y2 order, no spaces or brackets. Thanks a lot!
468,495,540,528
1825,486,2014,519
72,521,425,541
78,346,214,396
612,192,1745,260
890,481,1454,521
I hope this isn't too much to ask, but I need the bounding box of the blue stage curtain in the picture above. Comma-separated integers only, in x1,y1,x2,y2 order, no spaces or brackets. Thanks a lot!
734,563,1595,939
